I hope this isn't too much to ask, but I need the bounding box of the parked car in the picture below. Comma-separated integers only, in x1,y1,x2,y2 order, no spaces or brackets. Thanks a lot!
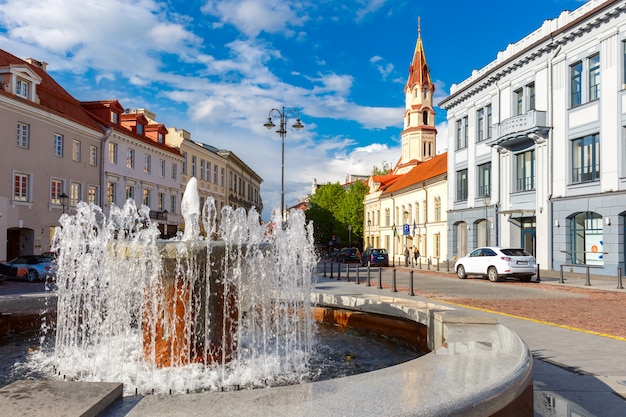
330,248,342,262
361,248,389,267
339,247,361,263
454,247,536,282
1,255,57,282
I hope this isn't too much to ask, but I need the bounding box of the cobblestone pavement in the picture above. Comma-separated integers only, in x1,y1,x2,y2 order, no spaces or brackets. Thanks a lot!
371,270,626,340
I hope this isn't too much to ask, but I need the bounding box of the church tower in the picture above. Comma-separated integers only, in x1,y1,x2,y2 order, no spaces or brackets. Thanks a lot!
396,19,437,174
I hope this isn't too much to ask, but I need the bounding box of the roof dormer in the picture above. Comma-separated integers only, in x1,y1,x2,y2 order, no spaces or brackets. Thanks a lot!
0,63,42,102
81,100,124,126
145,123,168,144
121,111,149,136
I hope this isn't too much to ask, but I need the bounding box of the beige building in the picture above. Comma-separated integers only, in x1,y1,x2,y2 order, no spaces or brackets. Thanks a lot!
167,128,263,225
364,24,448,266
0,50,103,260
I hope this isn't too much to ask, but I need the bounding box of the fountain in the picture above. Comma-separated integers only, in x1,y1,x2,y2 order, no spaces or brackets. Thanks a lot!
33,178,318,395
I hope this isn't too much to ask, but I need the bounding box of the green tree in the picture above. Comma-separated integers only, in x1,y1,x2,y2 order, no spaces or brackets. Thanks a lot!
372,161,392,175
305,181,368,249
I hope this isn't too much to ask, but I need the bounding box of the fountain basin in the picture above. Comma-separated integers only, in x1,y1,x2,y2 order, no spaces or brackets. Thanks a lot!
125,282,533,417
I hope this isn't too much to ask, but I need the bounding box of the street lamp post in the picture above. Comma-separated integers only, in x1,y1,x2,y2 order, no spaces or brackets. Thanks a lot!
403,210,409,266
367,219,371,248
60,192,69,214
348,224,352,247
263,107,304,222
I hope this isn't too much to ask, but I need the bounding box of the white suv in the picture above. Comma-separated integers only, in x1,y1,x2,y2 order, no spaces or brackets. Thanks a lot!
454,247,537,282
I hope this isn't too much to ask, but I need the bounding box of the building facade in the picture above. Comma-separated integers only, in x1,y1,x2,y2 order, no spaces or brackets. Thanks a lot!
439,0,626,276
364,24,448,266
0,51,103,260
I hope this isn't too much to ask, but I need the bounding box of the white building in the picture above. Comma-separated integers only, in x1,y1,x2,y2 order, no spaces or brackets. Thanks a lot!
365,24,448,266
439,0,626,276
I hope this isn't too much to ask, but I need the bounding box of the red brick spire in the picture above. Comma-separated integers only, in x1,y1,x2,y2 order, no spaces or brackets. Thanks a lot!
405,17,433,94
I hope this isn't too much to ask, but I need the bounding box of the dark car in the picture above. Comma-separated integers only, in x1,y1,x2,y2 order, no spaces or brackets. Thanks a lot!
339,247,361,263
329,248,342,262
361,248,389,267
2,255,57,282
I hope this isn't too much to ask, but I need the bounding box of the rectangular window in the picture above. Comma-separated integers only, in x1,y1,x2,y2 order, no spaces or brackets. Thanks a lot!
477,108,484,142
214,165,219,184
170,195,177,214
200,160,205,180
486,104,492,139
158,133,164,144
455,119,462,149
571,61,582,107
54,134,63,156
125,185,135,200
144,154,151,174
137,124,144,135
70,182,81,206
206,162,211,182
434,197,441,222
172,164,177,181
51,179,63,204
433,233,441,258
126,149,135,169
108,142,118,164
478,162,491,197
191,156,197,177
107,181,116,206
16,79,29,99
111,112,118,124
182,152,188,175
589,54,600,101
160,159,166,177
456,169,468,202
90,145,97,166
572,134,600,183
463,116,468,145
158,192,165,211
72,140,81,162
88,185,98,205
514,88,523,115
221,168,225,186
17,123,29,148
516,150,535,191
14,173,29,201
142,188,151,207
527,83,535,111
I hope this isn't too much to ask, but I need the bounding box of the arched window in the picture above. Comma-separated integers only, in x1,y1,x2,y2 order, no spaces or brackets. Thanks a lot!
422,110,428,125
434,197,441,221
570,212,603,265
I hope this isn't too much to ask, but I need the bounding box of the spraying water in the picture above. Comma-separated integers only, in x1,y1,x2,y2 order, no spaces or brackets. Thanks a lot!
31,179,318,395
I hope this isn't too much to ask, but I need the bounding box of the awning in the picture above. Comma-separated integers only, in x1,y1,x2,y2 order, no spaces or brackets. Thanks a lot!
496,209,536,217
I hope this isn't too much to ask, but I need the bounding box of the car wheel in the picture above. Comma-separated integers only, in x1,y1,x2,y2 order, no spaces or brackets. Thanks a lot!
26,270,39,282
456,265,467,279
487,267,500,282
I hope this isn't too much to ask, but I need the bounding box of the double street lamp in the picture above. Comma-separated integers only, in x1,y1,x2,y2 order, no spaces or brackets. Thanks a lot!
263,107,304,221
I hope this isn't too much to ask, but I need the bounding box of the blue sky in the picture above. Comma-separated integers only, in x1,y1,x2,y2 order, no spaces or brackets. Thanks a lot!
0,0,587,220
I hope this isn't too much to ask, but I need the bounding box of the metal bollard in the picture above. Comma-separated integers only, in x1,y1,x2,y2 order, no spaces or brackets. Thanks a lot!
585,267,591,286
419,258,422,269
330,262,334,279
535,264,540,283
356,266,360,285
427,258,430,271
447,259,450,272
409,270,414,296
559,264,565,283
618,267,624,289
436,258,440,271
378,267,383,290
346,265,350,282
323,262,327,277
392,268,397,292
366,265,371,287
338,264,341,281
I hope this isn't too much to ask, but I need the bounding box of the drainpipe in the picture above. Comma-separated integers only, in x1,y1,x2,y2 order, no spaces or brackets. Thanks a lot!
422,182,428,259
101,128,113,210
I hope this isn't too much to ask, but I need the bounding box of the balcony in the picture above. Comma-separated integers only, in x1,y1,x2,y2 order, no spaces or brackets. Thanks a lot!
489,110,549,151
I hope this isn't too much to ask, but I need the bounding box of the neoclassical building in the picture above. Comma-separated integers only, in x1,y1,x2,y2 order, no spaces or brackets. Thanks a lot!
439,0,626,276
364,25,448,266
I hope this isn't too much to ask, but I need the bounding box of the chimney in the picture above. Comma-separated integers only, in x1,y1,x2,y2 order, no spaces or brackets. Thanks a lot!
26,58,48,72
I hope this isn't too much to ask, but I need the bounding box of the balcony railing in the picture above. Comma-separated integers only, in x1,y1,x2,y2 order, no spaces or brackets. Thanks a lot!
491,110,548,147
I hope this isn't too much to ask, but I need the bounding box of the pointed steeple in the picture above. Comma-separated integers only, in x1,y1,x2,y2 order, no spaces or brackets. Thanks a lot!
405,17,433,94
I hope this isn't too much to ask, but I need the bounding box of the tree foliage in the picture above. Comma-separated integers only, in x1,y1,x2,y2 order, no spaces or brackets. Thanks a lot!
372,161,392,175
305,181,368,250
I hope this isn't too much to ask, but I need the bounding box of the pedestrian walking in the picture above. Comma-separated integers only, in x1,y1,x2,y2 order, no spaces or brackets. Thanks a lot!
404,247,410,267
413,247,420,264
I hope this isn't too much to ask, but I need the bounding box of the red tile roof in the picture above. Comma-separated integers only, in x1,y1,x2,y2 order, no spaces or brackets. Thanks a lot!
383,152,447,194
0,49,103,133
